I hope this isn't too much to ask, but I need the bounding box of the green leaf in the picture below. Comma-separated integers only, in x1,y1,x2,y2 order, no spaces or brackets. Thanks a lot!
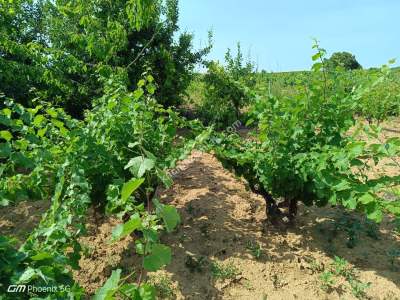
156,168,173,188
111,213,142,242
345,196,357,210
0,130,12,142
138,284,156,300
121,178,145,202
143,244,171,271
30,252,53,261
51,118,64,129
346,141,365,158
135,241,145,255
2,108,11,118
46,109,58,118
133,88,144,100
125,156,155,178
143,229,158,243
365,203,383,223
18,267,37,283
153,199,180,232
33,115,45,127
312,52,321,61
37,128,47,137
0,142,11,158
93,269,121,300
161,205,180,232
358,193,374,205
245,118,254,127
146,83,156,95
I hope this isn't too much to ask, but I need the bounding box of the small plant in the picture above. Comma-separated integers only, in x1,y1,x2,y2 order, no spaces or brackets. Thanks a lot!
364,219,380,240
331,256,354,279
392,217,400,236
333,214,380,248
309,259,324,273
185,254,208,273
186,202,195,215
319,256,371,298
319,271,335,291
246,241,263,259
334,214,362,248
82,244,95,258
242,279,254,291
349,278,371,299
210,261,240,280
148,275,176,299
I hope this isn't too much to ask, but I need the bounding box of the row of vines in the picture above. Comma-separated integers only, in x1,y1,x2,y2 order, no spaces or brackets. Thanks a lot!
209,42,400,225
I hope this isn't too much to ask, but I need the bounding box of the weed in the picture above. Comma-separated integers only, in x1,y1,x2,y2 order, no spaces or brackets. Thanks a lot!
185,255,208,273
349,278,371,299
242,279,254,291
332,256,354,279
364,219,380,240
246,241,263,259
309,259,324,273
82,244,94,258
319,271,335,291
333,213,380,248
178,233,186,243
186,203,195,215
392,218,400,236
319,256,371,298
148,275,175,299
210,261,240,280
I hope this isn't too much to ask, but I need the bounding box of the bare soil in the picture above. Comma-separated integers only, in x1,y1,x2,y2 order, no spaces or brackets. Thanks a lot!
150,150,400,300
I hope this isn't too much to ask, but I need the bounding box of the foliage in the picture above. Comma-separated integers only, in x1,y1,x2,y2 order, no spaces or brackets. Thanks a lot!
325,51,362,70
210,261,240,280
355,63,400,123
148,275,175,299
210,42,400,223
0,0,48,107
319,256,371,298
254,66,400,123
200,44,255,128
0,0,211,117
0,72,209,298
94,198,180,299
246,241,263,259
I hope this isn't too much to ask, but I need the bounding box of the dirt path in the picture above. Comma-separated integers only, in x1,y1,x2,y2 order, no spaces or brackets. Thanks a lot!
151,150,400,300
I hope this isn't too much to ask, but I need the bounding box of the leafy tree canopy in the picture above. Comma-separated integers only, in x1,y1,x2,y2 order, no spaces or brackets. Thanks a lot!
325,51,362,70
0,0,211,117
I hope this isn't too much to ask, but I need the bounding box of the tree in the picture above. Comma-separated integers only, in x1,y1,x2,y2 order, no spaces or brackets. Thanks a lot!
201,44,255,128
48,0,212,116
325,51,362,70
0,0,48,108
0,0,211,117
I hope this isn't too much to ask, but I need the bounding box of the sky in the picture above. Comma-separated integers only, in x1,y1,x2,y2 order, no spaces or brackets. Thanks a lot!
178,0,399,71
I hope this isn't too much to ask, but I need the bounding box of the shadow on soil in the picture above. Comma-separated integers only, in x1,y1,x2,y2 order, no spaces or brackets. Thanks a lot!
157,155,400,299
